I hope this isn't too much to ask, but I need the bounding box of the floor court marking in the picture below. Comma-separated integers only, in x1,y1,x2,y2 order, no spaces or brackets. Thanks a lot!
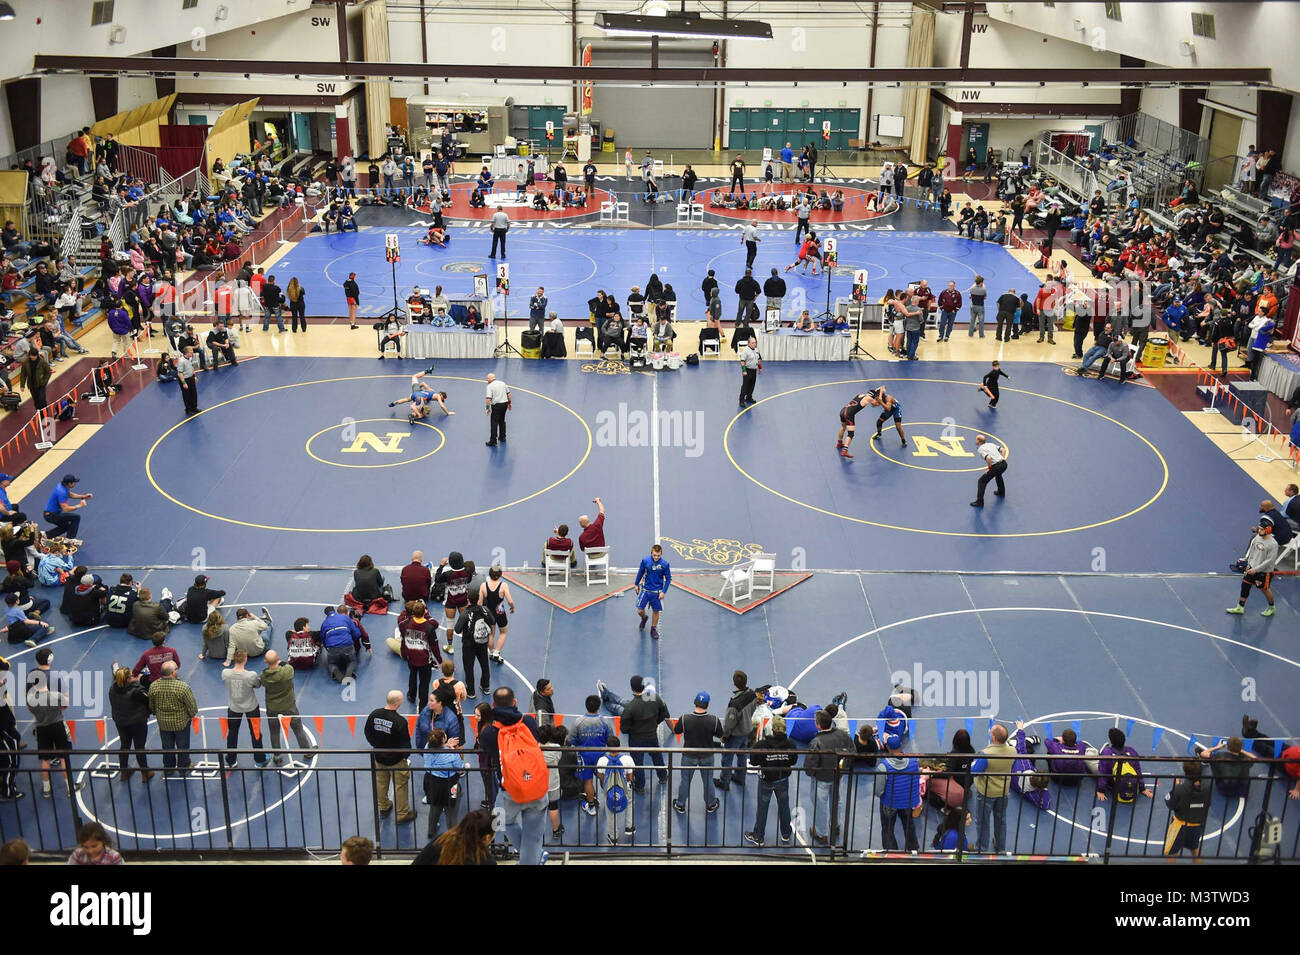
305,418,445,469
77,703,321,842
145,376,593,533
1021,710,1245,846
725,378,1170,538
316,235,600,298
787,605,1300,690
869,420,1007,473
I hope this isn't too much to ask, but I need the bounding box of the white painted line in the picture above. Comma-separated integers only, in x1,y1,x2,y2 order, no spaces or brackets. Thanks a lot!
652,373,661,543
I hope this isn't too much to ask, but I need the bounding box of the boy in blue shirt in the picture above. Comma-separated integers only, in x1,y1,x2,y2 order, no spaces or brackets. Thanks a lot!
633,544,672,640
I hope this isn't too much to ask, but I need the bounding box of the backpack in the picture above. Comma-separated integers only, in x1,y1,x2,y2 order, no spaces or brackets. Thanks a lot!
470,608,492,645
604,761,629,812
495,720,549,803
429,576,447,603
1114,758,1140,803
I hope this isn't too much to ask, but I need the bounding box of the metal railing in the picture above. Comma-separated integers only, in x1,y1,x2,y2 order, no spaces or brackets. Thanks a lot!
1,743,1294,862
1033,139,1097,205
1100,112,1209,170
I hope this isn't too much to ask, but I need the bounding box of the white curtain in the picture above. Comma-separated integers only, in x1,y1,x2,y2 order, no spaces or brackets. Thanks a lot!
902,8,935,166
363,0,392,158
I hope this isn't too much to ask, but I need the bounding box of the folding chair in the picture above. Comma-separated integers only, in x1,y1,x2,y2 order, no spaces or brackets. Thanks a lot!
699,327,721,357
544,549,571,587
600,201,615,223
584,547,610,587
676,202,693,224
1277,535,1300,571
574,325,595,355
718,559,755,604
750,552,777,593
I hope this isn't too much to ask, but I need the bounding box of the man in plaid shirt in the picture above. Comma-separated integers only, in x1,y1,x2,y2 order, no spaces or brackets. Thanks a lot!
147,662,198,777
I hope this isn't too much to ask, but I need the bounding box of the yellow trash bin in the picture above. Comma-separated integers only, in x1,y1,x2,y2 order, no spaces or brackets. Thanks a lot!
1143,335,1168,368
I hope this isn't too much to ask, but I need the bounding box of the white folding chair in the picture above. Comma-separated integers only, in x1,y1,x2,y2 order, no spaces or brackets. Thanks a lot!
690,202,704,223
584,547,610,586
600,201,615,222
614,200,630,223
544,549,571,587
718,559,755,604
676,202,693,224
750,552,776,593
1277,535,1300,571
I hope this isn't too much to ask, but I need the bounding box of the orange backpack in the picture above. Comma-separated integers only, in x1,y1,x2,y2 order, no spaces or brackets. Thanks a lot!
495,720,549,803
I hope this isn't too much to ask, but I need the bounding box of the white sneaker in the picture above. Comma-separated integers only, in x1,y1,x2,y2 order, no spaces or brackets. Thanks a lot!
161,587,173,602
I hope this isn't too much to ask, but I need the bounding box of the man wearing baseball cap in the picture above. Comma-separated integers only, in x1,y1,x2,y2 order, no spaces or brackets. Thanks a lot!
671,690,725,814
595,674,672,791
0,474,25,525
180,573,227,625
43,474,91,541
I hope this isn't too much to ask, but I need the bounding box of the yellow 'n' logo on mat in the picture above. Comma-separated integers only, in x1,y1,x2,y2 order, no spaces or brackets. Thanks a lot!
910,435,974,458
341,432,410,454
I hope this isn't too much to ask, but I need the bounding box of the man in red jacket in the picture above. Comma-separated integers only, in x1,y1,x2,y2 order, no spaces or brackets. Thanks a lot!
1033,282,1060,345
400,550,432,602
578,497,606,553
936,281,962,342
128,631,181,688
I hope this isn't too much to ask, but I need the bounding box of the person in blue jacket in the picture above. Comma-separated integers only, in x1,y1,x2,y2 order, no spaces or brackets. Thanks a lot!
633,544,671,640
320,604,369,684
877,733,921,852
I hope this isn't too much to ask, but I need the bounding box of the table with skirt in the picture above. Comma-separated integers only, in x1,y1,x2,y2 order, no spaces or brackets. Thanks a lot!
402,325,497,359
755,328,852,361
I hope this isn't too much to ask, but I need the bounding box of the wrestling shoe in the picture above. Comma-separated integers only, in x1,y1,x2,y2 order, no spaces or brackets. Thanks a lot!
595,679,607,699
638,610,647,631
840,449,853,458
1225,605,1244,615
871,432,881,442
835,441,844,449
1261,606,1275,617
388,401,398,407
650,626,660,640
831,691,848,709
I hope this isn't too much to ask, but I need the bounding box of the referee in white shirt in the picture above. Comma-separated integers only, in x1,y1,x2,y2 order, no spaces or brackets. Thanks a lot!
485,373,511,446
739,335,761,407
177,346,199,416
970,435,1006,507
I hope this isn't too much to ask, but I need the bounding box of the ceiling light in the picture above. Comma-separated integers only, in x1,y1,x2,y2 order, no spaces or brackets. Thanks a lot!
215,5,229,20
594,11,772,41
0,3,16,22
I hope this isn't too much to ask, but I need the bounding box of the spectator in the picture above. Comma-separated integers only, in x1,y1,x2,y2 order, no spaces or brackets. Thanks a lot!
805,707,853,844
400,550,432,602
971,723,1017,853
221,649,266,768
126,587,173,640
1199,736,1254,799
878,733,922,851
596,674,671,790
224,606,272,664
26,649,80,796
476,686,547,865
596,737,637,845
321,603,369,684
936,280,961,342
103,573,139,629
453,588,494,700
68,823,122,866
261,650,315,764
147,661,198,777
364,689,416,824
1096,727,1154,803
129,630,180,687
391,599,439,706
1043,726,1089,783
718,669,761,791
1164,760,1211,858
577,497,606,553
412,807,497,865
180,573,225,624
285,616,322,670
339,836,373,865
422,727,469,841
745,714,798,847
62,573,106,627
672,690,724,815
568,694,613,816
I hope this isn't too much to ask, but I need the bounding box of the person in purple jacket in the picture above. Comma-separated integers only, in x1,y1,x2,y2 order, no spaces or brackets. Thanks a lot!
1043,726,1090,783
1009,723,1050,811
1096,727,1154,802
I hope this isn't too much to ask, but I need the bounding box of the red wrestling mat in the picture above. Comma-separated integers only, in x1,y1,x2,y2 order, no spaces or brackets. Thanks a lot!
416,181,614,221
702,183,895,225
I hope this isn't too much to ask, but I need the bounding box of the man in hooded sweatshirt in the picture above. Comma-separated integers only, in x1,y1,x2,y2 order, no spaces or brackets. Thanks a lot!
476,686,546,865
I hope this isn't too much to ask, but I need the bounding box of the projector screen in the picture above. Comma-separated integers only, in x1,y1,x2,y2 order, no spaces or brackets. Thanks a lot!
876,114,905,139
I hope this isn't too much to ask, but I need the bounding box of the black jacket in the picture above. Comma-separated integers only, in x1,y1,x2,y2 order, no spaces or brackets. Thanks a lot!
763,275,787,298
109,681,150,726
734,276,761,300
183,584,226,624
750,732,798,781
